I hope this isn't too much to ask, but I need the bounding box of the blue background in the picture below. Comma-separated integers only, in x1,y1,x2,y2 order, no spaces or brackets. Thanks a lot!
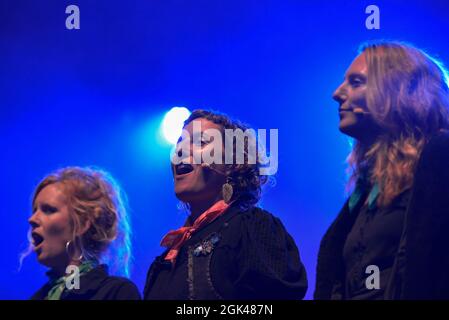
1,0,449,299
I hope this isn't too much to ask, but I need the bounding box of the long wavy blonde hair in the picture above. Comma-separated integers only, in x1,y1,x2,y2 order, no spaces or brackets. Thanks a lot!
347,41,449,207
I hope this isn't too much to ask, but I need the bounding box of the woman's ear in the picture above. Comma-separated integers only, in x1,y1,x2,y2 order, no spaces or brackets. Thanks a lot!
76,219,92,237
224,164,233,177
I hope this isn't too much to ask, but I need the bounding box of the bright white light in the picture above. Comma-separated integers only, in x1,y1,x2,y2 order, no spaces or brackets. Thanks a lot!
161,107,191,144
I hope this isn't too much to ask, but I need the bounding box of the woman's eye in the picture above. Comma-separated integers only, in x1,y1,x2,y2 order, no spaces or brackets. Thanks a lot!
350,78,365,88
194,139,208,146
41,204,58,214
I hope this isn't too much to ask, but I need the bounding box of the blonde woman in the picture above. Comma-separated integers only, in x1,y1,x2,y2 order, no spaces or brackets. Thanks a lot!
27,167,140,300
315,41,449,300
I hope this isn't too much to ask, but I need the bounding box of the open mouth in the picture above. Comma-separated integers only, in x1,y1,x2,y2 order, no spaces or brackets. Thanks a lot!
31,232,44,248
175,163,194,176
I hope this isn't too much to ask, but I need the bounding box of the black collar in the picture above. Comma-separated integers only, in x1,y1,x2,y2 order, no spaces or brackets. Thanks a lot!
61,264,109,298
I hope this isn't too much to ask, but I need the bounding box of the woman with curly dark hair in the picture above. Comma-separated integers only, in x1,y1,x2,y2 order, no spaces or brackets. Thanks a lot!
143,109,307,300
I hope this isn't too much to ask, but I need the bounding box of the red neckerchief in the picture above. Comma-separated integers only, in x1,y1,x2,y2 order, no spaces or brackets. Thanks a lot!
160,200,230,264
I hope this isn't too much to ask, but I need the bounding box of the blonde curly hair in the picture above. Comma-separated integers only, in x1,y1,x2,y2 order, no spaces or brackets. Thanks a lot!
27,166,132,276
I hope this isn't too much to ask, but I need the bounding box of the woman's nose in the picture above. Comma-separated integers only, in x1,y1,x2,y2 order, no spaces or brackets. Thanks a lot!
333,83,347,105
28,212,40,229
175,139,192,161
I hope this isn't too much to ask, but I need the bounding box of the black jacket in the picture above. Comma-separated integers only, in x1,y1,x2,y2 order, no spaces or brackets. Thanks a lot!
144,204,308,300
315,131,449,300
31,264,141,300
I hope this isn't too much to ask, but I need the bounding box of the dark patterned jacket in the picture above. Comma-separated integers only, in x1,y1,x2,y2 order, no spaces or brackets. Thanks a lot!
144,204,308,300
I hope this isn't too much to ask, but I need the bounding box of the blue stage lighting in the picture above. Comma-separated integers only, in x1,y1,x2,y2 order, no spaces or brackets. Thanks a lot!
161,107,191,144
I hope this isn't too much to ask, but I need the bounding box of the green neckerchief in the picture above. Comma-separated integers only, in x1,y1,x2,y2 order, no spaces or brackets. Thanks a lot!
45,260,96,300
367,183,380,211
348,175,380,214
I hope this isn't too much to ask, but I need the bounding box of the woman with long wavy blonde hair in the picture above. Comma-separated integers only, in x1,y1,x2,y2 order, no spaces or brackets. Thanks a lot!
315,41,449,300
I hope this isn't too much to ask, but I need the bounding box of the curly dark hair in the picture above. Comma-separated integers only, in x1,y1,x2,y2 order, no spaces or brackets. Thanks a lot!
184,109,269,208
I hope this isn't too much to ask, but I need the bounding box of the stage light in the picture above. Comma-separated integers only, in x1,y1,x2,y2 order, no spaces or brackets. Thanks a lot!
161,107,191,144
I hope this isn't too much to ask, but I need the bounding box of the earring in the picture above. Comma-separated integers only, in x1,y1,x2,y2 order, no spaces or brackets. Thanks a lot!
65,240,83,262
222,178,233,204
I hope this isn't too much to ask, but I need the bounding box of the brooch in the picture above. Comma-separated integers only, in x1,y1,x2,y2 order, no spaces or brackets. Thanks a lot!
193,233,221,257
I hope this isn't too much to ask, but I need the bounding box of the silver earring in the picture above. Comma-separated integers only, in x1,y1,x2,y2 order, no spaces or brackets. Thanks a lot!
65,240,83,262
222,179,233,204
